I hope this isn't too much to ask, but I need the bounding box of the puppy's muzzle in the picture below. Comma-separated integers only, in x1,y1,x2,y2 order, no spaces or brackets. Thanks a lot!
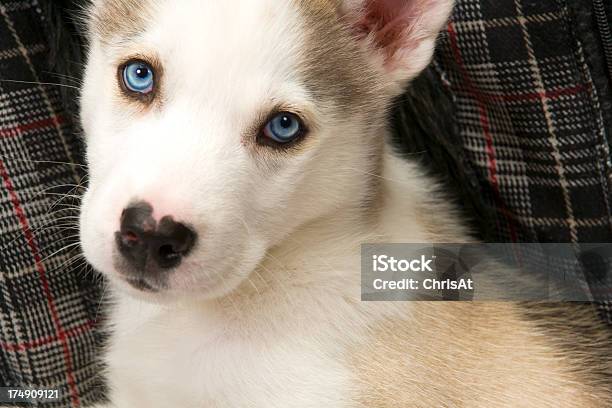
114,201,196,289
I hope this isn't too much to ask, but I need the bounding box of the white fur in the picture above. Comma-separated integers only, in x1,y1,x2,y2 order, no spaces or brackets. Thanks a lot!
79,0,464,406
91,153,461,408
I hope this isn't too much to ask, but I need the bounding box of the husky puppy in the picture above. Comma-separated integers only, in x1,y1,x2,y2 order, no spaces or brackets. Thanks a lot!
77,0,611,407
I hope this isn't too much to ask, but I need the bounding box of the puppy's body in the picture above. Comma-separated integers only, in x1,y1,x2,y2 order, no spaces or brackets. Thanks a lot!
98,153,611,408
77,0,612,407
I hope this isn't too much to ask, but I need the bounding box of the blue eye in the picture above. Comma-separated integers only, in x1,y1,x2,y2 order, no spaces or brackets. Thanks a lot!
263,112,303,143
122,61,155,94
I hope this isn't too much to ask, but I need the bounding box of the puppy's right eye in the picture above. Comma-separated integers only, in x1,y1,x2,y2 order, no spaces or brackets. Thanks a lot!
121,60,155,95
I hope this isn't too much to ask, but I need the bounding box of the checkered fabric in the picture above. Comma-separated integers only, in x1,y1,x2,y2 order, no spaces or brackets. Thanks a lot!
431,0,612,320
426,0,612,322
0,1,103,407
436,1,611,243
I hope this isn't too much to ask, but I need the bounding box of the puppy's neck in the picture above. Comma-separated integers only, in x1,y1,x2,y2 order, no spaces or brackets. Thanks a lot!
221,147,432,302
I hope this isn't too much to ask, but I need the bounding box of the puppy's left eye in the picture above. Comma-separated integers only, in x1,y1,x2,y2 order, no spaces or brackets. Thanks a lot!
262,112,304,144
121,60,155,95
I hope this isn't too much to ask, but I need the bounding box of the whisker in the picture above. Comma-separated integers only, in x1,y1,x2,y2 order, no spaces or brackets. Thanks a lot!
0,79,80,90
95,281,110,323
48,251,86,273
39,242,81,264
0,154,89,169
38,183,86,193
0,219,80,251
39,192,82,200
42,71,83,86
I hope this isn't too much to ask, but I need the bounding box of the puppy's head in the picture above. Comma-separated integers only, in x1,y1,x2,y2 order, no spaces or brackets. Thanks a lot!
80,0,453,300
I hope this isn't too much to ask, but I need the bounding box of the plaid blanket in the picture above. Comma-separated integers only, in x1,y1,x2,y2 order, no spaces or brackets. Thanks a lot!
439,1,612,244
436,0,612,319
0,1,102,407
0,0,610,407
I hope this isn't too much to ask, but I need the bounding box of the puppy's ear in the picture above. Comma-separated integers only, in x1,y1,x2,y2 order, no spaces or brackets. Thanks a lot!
342,0,454,89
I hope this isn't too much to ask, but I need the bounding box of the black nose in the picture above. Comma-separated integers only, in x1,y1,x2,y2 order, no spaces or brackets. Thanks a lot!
115,201,196,272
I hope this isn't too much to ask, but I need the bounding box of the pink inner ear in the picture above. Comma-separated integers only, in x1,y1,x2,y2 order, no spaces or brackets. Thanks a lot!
356,0,425,61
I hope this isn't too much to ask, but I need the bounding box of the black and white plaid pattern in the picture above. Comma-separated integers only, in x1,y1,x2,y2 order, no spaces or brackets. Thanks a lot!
436,0,611,243
0,1,102,407
433,0,612,319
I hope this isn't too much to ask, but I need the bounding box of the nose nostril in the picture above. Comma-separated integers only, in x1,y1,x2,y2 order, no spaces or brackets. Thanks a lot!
122,230,140,247
158,244,181,262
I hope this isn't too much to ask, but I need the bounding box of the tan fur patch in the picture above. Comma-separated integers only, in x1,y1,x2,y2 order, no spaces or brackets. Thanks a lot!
521,303,612,397
349,302,612,407
293,0,385,116
293,0,389,215
90,0,155,44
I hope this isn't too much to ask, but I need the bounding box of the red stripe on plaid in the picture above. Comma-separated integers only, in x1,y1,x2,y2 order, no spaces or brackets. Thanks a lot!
0,114,66,138
455,84,587,104
0,158,81,407
0,320,95,352
447,21,518,243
